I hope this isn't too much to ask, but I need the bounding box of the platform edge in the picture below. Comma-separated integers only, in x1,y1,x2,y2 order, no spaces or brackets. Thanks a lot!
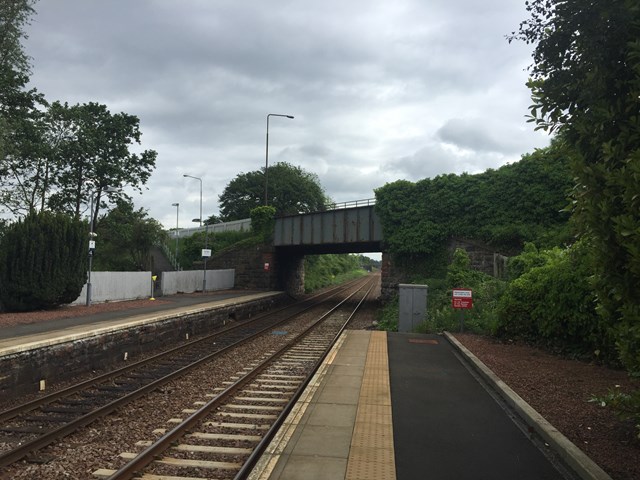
443,331,612,480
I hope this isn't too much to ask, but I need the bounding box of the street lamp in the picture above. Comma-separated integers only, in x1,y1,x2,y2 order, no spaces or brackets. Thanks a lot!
171,202,179,269
86,186,118,306
265,113,294,206
183,174,202,227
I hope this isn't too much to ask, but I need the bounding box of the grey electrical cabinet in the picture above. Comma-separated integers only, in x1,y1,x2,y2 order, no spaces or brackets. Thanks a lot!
398,284,428,333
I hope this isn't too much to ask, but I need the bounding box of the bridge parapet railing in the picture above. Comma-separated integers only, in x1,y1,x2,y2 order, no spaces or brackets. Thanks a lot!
322,198,376,211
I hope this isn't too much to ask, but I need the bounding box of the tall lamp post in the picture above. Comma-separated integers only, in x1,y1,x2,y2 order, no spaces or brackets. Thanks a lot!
86,186,118,306
265,113,294,206
183,174,202,227
171,202,179,269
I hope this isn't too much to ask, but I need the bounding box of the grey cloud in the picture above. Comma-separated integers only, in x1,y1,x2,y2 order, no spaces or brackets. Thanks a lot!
21,0,549,231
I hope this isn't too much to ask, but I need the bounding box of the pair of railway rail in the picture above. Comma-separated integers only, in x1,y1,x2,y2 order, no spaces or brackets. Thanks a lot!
0,275,377,479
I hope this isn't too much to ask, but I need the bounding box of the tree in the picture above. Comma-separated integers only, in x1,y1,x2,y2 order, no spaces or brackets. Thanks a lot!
512,0,640,370
45,102,157,226
93,198,165,271
0,97,51,216
0,211,87,312
218,162,328,221
204,213,221,225
0,0,36,77
0,0,48,216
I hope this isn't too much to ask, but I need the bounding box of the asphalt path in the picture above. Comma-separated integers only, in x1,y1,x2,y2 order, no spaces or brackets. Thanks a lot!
0,290,265,340
388,332,572,480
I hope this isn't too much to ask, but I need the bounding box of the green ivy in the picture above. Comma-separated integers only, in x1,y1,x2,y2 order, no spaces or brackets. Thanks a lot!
374,142,574,256
250,206,276,242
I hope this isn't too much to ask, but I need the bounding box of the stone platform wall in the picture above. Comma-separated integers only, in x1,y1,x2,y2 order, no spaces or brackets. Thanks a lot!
0,294,288,400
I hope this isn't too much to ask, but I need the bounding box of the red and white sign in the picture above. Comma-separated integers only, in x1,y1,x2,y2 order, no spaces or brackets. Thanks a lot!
452,289,473,309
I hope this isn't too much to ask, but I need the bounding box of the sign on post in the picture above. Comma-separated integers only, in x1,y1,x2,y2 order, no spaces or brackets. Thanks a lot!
201,249,212,258
452,289,473,309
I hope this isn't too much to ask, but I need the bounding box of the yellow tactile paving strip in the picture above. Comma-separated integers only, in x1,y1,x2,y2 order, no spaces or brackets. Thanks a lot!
345,331,396,480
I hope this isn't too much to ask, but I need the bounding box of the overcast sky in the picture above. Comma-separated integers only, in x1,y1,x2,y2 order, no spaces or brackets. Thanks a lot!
23,0,549,231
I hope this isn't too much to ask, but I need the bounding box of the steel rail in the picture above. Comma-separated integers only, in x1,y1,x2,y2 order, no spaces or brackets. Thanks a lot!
105,276,375,480
0,277,370,468
235,277,377,479
0,277,358,423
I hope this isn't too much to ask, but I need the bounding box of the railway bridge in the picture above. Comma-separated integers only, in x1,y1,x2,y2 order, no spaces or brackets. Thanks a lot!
207,200,388,297
203,199,501,299
273,199,382,254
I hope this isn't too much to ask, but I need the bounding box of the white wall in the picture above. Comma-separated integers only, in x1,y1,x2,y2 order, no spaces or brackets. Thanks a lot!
72,269,235,304
73,271,152,304
160,269,235,295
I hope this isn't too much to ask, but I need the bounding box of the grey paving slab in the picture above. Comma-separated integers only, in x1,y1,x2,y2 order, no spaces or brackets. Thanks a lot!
322,373,364,388
306,403,358,427
277,455,348,480
316,385,361,404
288,425,354,458
330,364,366,376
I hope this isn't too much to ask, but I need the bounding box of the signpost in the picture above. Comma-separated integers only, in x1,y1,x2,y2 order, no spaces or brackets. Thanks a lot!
201,248,211,293
452,289,473,332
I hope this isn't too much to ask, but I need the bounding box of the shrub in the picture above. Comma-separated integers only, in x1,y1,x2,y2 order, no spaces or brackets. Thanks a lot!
376,295,399,331
250,206,276,242
496,240,615,362
0,212,87,311
591,387,640,440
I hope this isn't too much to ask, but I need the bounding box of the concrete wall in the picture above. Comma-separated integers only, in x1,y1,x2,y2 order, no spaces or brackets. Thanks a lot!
160,269,235,295
72,270,235,304
168,218,251,239
73,271,152,304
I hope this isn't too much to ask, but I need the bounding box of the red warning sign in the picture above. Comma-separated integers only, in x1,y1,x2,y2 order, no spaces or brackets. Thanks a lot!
452,289,473,309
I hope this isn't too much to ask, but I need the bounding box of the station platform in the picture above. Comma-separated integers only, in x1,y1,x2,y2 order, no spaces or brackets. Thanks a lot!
0,290,283,358
251,331,608,480
0,297,609,479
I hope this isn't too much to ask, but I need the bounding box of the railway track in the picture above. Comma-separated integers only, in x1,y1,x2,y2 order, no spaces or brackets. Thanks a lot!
96,275,376,479
0,276,374,470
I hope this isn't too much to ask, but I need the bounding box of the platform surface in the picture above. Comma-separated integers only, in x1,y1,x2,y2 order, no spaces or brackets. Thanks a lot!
253,331,573,480
0,290,281,357
1,299,588,479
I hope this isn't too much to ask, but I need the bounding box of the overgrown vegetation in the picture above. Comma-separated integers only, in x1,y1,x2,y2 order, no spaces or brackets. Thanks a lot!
376,0,640,429
375,141,573,257
0,212,87,311
377,249,505,335
509,0,640,425
176,230,253,269
304,254,371,293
